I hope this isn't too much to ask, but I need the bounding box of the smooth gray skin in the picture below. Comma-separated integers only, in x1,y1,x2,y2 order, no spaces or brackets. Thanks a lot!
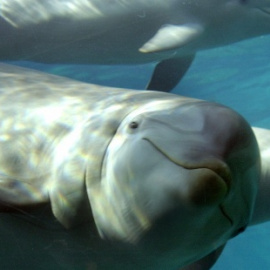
1,0,270,91
0,64,261,269
250,127,270,226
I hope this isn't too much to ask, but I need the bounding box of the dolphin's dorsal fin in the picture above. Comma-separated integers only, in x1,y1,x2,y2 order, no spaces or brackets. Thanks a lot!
139,24,204,53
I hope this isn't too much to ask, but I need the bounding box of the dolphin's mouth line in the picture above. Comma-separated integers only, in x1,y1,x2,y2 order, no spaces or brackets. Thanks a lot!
142,138,231,186
219,205,233,226
143,138,234,227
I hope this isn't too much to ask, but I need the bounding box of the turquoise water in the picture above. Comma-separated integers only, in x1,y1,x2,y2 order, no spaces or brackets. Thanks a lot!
6,35,270,269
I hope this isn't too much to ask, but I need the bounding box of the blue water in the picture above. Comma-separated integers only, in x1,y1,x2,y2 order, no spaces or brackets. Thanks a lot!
7,35,270,269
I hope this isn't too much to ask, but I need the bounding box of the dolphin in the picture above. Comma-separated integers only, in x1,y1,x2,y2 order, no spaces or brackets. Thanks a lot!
1,0,270,91
0,64,264,269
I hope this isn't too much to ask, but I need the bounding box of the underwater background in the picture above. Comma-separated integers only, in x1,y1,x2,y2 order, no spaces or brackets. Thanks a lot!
6,34,270,269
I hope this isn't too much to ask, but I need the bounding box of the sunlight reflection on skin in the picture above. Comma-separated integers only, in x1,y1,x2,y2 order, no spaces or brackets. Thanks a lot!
0,64,261,269
0,0,168,27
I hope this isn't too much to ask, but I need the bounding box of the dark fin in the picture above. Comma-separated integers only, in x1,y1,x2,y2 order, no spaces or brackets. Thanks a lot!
180,244,226,270
146,54,195,92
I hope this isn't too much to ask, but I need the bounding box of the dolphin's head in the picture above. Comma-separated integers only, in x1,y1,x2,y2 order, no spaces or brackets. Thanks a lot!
88,99,260,266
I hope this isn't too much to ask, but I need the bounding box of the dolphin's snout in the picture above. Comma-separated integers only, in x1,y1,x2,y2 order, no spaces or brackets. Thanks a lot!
143,137,230,207
185,168,229,207
137,102,244,209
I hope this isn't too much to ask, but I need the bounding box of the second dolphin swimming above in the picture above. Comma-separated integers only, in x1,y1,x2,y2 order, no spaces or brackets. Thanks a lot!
1,0,270,91
0,64,267,269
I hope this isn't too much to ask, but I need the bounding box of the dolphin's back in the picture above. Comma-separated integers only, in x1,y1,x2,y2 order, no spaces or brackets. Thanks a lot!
0,64,187,212
0,65,135,208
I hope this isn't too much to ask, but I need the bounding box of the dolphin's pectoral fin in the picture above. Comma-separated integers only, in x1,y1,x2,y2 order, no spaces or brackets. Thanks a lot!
139,24,203,53
180,245,226,270
50,188,91,229
49,170,91,229
146,55,195,92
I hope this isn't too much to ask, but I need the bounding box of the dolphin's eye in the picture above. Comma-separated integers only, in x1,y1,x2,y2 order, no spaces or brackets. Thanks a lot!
129,121,139,129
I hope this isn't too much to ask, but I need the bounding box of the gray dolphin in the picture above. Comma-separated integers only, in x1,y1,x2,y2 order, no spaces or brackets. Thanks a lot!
1,0,270,91
0,64,265,269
